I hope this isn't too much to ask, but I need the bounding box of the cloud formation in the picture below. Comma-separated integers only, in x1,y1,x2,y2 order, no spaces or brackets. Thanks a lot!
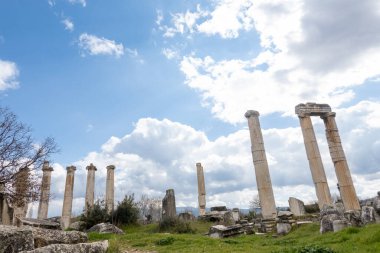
61,18,74,32
0,60,19,91
162,0,380,124
68,0,86,7
78,33,124,58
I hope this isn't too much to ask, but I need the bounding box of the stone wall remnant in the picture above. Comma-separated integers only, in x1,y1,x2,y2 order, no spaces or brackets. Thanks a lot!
162,189,176,219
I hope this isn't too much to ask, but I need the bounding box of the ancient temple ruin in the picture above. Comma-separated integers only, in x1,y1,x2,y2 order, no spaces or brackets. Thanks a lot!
296,102,360,211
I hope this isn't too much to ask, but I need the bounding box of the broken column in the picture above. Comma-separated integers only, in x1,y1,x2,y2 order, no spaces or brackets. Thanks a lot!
162,189,176,219
288,197,306,216
1,183,12,225
13,167,29,226
322,113,360,211
297,112,333,208
105,165,115,214
61,166,76,229
196,162,206,216
245,110,277,219
37,161,54,220
85,163,97,212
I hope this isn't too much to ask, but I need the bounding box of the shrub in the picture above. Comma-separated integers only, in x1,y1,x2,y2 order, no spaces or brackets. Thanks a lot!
155,236,175,246
80,199,110,229
158,217,196,234
297,245,335,253
304,202,320,214
112,194,139,226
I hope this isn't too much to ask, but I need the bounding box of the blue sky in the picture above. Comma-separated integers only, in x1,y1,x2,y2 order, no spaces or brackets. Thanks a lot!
1,0,380,217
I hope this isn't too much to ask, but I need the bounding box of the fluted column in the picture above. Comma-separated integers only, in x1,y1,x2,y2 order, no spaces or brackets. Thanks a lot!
61,166,76,229
245,110,277,219
322,113,360,210
37,161,54,219
196,163,206,216
298,114,332,208
85,163,97,212
105,165,115,214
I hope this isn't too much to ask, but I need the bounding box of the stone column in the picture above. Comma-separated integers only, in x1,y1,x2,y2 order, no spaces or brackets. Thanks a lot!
1,183,11,225
322,113,360,211
105,165,115,214
162,189,176,219
13,167,29,226
37,161,54,220
61,166,76,229
85,163,97,212
196,163,206,216
245,110,277,219
298,114,332,209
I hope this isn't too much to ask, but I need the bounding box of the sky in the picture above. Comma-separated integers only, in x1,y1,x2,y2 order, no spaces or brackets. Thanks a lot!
1,0,380,218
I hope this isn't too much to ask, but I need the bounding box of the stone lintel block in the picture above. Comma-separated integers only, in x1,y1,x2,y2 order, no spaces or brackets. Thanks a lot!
295,102,331,116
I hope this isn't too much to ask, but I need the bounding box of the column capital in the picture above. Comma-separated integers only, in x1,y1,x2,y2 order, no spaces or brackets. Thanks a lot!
320,112,336,119
42,161,54,172
297,112,311,118
106,165,115,170
66,166,76,173
196,162,202,167
86,163,97,171
245,110,260,118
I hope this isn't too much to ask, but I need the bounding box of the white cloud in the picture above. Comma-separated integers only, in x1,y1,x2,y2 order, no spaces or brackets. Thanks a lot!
45,102,380,217
162,48,179,60
61,18,74,32
0,60,19,91
78,33,124,58
179,0,380,123
68,0,86,7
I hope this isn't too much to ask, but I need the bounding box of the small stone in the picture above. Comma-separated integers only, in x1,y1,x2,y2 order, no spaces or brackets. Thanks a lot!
87,222,124,234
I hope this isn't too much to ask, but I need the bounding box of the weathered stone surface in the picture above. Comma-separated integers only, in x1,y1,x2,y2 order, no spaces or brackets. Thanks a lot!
320,213,340,233
361,206,376,224
223,211,235,226
0,225,34,252
87,222,124,234
344,210,363,227
19,218,61,230
208,224,244,238
245,110,277,219
332,220,348,232
20,240,109,253
277,211,293,218
277,223,292,235
196,163,206,216
334,202,345,216
68,221,86,231
178,212,195,221
374,192,380,214
32,227,88,248
162,189,176,219
288,197,306,216
232,208,240,222
210,206,227,212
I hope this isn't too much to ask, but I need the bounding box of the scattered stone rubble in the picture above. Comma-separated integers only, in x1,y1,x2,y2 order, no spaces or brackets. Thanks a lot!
20,240,109,253
87,222,124,234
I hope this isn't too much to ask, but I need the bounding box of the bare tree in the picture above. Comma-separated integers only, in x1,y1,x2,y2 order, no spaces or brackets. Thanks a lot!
136,194,162,223
249,194,261,210
0,107,57,207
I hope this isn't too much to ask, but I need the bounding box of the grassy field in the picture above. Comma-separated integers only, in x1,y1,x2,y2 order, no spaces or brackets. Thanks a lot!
89,221,380,253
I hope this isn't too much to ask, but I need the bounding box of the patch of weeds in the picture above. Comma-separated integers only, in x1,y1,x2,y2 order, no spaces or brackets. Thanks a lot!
158,217,196,234
345,227,360,234
223,239,239,245
155,236,175,246
297,244,336,253
131,242,148,247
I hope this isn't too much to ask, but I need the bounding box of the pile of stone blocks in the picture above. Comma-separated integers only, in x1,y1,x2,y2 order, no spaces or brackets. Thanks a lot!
208,222,254,239
276,211,295,235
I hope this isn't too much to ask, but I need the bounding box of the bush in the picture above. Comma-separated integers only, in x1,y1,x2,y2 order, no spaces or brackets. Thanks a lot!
155,236,175,246
297,245,335,253
112,194,139,226
158,217,196,234
304,202,320,214
80,199,110,229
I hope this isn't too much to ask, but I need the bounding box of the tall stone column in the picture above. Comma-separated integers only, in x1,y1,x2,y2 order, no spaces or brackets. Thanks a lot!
162,189,176,219
13,167,29,226
322,113,360,210
1,183,11,225
85,163,97,212
196,163,206,216
245,110,277,219
298,114,332,208
105,165,115,214
61,166,76,229
37,161,54,220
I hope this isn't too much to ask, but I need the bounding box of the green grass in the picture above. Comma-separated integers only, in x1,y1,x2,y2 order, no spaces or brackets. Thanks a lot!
88,222,380,253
